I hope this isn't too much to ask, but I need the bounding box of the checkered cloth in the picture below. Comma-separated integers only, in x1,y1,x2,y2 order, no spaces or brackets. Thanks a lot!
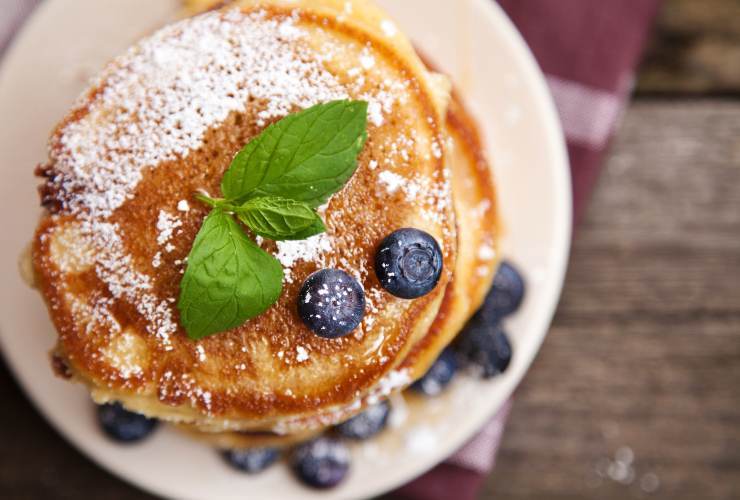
0,1,661,498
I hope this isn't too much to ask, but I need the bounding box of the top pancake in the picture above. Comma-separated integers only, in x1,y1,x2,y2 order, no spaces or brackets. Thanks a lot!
180,87,501,445
32,0,456,430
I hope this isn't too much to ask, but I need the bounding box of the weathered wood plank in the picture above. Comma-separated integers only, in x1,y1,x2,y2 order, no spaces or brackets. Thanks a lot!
482,99,740,500
637,0,740,94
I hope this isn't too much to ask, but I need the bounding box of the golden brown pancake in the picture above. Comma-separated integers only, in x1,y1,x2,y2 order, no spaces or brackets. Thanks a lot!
182,0,498,388
178,423,322,449
32,0,459,433
399,91,499,380
179,88,499,447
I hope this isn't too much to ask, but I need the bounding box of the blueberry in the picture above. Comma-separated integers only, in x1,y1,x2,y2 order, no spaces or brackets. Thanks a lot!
336,401,391,440
292,437,350,489
298,269,365,338
375,228,443,299
222,448,280,474
480,261,525,321
97,402,158,443
411,348,457,396
456,316,512,378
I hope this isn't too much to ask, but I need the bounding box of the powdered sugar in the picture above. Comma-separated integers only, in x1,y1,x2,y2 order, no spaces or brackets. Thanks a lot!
377,170,405,193
275,233,333,283
151,251,163,269
378,168,452,226
431,140,443,159
80,221,176,349
54,9,347,219
195,345,207,362
405,426,438,454
366,369,411,405
367,100,384,127
103,330,145,379
296,345,310,362
380,20,398,37
478,244,496,261
156,210,182,248
158,370,214,414
360,51,376,70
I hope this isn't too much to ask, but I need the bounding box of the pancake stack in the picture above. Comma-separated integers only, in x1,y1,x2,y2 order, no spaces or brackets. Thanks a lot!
29,0,499,449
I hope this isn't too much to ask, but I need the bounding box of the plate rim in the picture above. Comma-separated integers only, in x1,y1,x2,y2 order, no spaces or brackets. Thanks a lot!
362,0,572,495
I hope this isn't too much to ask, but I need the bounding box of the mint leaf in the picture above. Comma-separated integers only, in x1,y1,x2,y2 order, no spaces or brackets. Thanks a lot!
221,100,368,208
288,218,327,240
237,196,325,241
178,210,283,340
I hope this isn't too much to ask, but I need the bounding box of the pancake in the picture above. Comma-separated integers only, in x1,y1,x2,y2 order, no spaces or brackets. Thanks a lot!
32,0,458,433
182,0,498,386
178,423,322,449
399,91,499,380
179,88,499,448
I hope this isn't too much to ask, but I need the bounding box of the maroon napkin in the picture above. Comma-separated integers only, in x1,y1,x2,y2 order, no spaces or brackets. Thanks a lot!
500,0,664,223
394,1,661,499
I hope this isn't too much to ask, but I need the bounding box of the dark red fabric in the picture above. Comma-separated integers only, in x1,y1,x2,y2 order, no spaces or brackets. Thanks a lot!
497,0,663,94
395,464,487,500
499,0,662,222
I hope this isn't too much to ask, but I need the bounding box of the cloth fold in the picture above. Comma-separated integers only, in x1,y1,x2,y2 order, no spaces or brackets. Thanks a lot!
0,1,661,499
0,0,39,56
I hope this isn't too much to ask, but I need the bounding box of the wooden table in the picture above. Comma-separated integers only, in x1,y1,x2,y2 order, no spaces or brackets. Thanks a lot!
482,99,740,500
483,1,740,497
1,1,738,499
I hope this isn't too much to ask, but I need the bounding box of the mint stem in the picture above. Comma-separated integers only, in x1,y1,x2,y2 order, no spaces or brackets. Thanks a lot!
195,193,218,207
195,193,240,212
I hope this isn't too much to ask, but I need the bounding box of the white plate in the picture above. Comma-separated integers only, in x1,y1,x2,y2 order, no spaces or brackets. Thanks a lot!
0,1,570,499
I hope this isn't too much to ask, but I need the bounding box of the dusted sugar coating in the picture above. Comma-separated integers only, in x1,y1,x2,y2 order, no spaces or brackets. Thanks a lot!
32,0,456,433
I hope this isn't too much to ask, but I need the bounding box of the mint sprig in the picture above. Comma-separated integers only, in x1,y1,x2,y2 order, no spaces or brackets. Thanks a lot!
178,100,368,340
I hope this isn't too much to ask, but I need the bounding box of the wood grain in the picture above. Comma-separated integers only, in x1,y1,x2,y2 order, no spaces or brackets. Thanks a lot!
481,100,740,500
637,0,740,94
